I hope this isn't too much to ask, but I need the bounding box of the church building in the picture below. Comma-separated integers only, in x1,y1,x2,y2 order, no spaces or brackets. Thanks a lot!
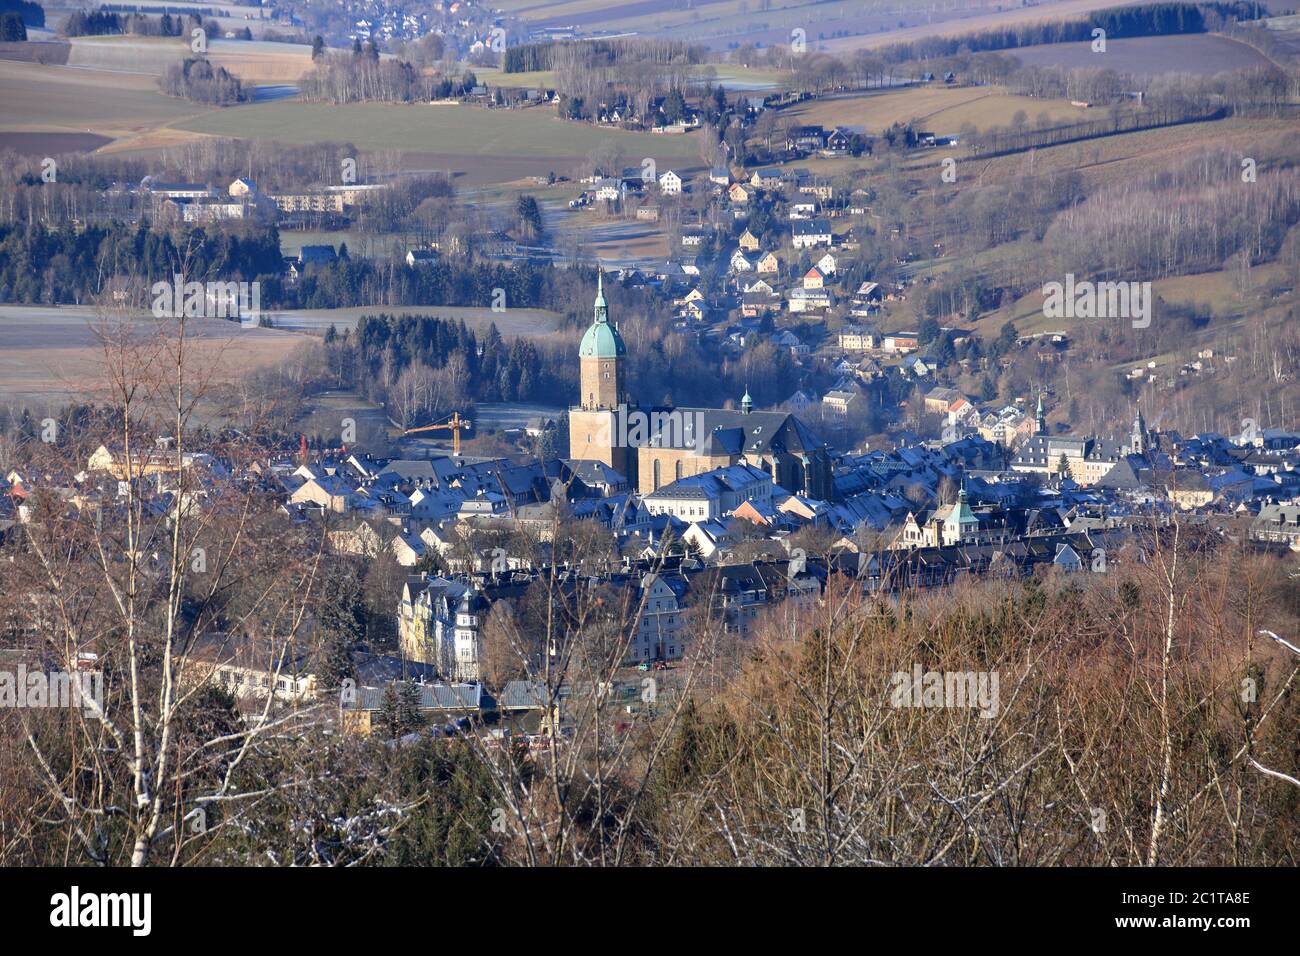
568,274,833,499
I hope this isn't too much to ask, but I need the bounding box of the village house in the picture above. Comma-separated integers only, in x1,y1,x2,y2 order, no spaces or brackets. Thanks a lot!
882,332,920,354
838,326,875,351
792,219,833,249
787,288,833,313
658,170,683,195
822,388,862,417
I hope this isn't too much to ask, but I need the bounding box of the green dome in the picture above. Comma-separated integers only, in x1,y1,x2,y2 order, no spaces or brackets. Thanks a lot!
579,320,626,358
579,270,625,358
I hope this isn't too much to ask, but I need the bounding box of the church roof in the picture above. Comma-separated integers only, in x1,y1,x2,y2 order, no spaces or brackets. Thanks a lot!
580,321,626,359
579,272,626,359
641,407,826,458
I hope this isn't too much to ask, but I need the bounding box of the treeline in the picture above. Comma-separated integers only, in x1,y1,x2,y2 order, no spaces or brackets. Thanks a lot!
0,219,564,311
0,221,282,304
873,2,1260,64
0,139,457,237
63,8,199,36
294,255,549,312
339,314,553,406
159,56,247,105
298,52,478,103
1,10,24,38
0,0,42,27
1043,150,1300,280
502,37,703,74
976,102,1226,157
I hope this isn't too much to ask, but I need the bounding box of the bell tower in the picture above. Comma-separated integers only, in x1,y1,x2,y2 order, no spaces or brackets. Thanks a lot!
579,271,624,410
569,271,630,474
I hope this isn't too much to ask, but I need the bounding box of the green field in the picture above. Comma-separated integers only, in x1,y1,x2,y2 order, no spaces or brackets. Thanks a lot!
173,101,705,181
175,101,703,157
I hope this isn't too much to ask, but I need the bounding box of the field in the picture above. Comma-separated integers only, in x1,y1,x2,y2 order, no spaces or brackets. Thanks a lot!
1008,35,1274,75
970,117,1289,190
818,0,1181,53
172,101,705,184
960,261,1286,343
61,35,316,84
492,0,1122,52
0,59,200,138
0,305,310,408
279,230,359,259
473,65,558,89
786,85,1086,135
0,131,112,154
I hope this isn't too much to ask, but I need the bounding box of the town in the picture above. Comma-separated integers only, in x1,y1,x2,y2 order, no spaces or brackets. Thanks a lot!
4,279,1297,734
0,0,1296,882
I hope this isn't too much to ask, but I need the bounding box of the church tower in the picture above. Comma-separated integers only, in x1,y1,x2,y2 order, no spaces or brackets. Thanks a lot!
579,271,624,411
569,271,630,475
1129,405,1147,457
1035,390,1047,435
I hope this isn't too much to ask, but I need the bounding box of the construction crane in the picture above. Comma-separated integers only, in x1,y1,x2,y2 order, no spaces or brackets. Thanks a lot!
403,411,471,455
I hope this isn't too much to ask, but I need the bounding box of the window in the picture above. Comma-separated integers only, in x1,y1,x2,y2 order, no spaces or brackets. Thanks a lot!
653,460,661,490
675,461,683,481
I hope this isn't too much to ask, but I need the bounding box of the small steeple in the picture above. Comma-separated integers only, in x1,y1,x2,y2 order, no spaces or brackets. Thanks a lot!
1035,390,1046,435
593,269,608,324
741,386,753,414
1131,402,1147,456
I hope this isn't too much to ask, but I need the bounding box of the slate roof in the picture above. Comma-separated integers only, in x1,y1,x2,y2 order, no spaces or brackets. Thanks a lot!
639,407,826,458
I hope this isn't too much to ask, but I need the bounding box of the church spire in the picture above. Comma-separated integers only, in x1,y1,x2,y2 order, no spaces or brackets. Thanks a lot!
594,269,608,324
1131,402,1147,456
1035,389,1046,435
741,385,753,414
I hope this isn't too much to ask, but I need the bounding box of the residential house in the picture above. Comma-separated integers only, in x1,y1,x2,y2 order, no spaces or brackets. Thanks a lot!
792,219,833,249
787,288,833,313
822,388,862,417
838,326,875,351
882,332,919,353
658,169,683,195
1249,501,1300,549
